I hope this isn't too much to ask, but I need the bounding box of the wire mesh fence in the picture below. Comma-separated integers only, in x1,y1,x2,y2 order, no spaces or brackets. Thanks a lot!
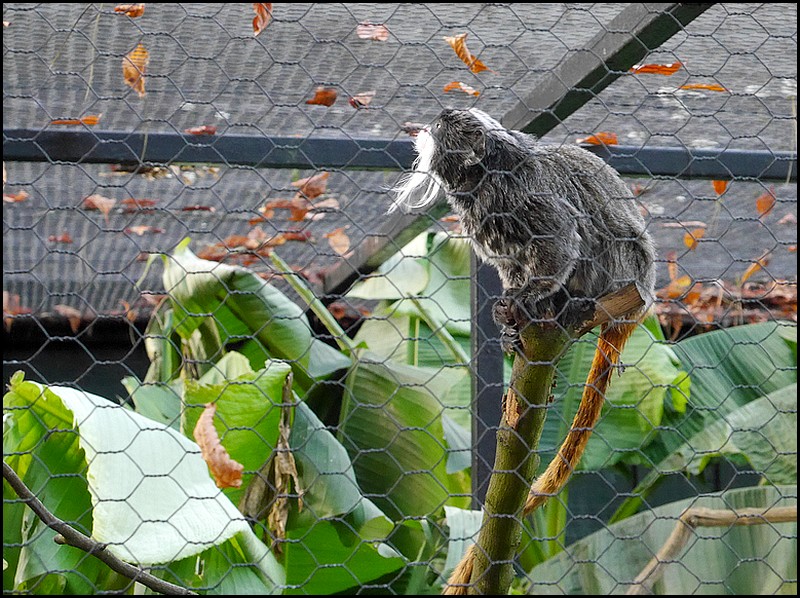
3,3,797,595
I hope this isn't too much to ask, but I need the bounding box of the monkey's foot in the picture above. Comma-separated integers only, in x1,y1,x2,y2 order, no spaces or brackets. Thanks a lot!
492,296,524,355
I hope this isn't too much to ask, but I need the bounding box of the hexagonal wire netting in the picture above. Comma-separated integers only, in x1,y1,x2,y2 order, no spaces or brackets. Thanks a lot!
3,3,797,595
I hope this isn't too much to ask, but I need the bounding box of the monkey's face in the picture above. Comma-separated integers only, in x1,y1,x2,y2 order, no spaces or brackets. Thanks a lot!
427,109,487,179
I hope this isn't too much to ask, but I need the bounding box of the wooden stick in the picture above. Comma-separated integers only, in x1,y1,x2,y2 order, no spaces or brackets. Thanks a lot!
3,461,196,595
626,505,797,595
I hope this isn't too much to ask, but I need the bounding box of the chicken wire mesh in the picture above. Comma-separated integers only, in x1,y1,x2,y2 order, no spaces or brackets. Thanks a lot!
3,3,797,595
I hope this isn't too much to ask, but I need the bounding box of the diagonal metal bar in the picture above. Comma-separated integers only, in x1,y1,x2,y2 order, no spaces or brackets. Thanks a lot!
502,3,715,135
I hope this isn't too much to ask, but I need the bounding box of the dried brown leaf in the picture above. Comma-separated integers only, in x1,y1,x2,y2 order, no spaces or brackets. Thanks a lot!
125,225,164,236
292,171,329,200
443,33,492,74
193,403,244,489
679,83,728,92
123,43,149,98
777,213,797,226
252,3,273,37
576,132,619,146
755,186,776,218
443,81,480,96
740,251,771,285
666,250,679,282
324,226,350,255
3,292,32,330
305,87,337,107
48,233,74,244
356,22,389,41
629,62,683,75
3,190,29,203
54,304,82,333
121,197,157,211
184,125,217,135
712,180,728,196
349,90,376,109
683,227,705,251
114,3,145,18
51,114,101,126
82,194,117,223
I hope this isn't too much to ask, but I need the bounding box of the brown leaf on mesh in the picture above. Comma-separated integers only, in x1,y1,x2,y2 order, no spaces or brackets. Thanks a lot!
683,227,705,251
3,292,32,330
661,275,703,304
54,304,83,334
51,115,102,126
292,171,329,200
252,3,273,36
755,186,776,218
443,81,480,97
665,250,679,282
712,180,729,196
356,22,389,41
679,83,728,92
114,4,145,18
121,197,157,212
194,403,244,489
740,251,771,285
3,190,29,203
629,62,683,75
576,132,618,146
443,33,492,74
184,125,217,135
82,194,117,223
324,226,351,255
268,374,303,554
125,225,164,236
123,43,149,98
48,233,74,244
777,213,796,226
305,87,338,107
261,197,310,222
349,91,376,109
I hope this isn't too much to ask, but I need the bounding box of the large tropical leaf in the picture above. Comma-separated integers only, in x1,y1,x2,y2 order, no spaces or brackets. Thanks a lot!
528,485,797,595
3,373,284,593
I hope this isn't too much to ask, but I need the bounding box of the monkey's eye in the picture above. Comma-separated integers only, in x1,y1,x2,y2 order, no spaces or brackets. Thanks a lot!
434,122,441,130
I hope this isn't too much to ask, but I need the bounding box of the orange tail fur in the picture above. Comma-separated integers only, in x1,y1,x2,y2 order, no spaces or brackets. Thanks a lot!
444,321,637,594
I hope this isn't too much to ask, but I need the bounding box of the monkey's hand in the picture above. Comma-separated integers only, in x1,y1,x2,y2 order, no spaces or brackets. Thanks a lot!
492,293,523,355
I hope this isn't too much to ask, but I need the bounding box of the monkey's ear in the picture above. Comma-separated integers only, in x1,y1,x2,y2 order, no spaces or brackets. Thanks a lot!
464,129,486,166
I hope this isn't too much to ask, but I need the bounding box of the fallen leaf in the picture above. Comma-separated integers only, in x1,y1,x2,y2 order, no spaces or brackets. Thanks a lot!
665,250,679,282
444,33,492,74
683,227,705,251
3,190,29,203
356,22,389,41
124,225,164,236
119,300,138,323
193,403,244,489
777,213,796,226
54,304,83,334
181,204,216,212
184,125,217,135
114,4,145,17
349,91,376,109
252,3,273,37
576,132,619,146
3,292,32,330
324,227,350,255
679,83,728,92
197,244,228,262
82,194,117,223
50,114,102,126
629,61,683,75
662,275,703,304
740,251,771,285
443,81,480,96
121,197,157,212
712,179,728,196
48,233,74,244
755,185,776,218
122,43,149,98
262,197,310,221
292,171,329,200
282,230,313,243
305,87,337,107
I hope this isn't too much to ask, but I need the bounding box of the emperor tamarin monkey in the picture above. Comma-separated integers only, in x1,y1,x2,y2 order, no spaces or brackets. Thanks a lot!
390,108,656,594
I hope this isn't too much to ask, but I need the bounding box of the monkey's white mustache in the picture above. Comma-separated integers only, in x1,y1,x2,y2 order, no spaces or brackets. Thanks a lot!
388,128,445,213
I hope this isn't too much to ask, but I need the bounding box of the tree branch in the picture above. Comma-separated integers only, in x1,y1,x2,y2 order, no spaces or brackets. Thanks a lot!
3,460,196,595
627,505,798,595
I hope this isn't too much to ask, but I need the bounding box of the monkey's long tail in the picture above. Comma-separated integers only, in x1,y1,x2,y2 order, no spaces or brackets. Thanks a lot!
443,321,636,595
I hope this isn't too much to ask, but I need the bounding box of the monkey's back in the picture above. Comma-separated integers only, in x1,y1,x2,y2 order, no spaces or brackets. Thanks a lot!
456,136,656,306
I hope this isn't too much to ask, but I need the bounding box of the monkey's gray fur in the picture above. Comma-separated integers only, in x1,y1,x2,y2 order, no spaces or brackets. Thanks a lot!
391,108,656,336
